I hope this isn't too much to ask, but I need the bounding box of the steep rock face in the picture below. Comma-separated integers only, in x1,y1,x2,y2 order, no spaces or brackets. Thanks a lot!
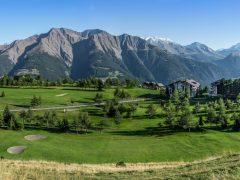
5,28,84,79
71,31,226,85
27,28,82,67
71,32,131,80
1,35,39,64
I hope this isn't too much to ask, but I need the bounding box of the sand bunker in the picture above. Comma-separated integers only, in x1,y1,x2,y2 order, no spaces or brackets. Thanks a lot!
56,93,68,97
24,135,46,141
7,146,26,154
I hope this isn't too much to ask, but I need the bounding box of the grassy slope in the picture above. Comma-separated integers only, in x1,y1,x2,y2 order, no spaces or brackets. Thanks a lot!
1,123,240,164
1,153,240,179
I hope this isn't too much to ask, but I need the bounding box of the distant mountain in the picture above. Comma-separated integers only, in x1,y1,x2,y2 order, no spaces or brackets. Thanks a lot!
185,42,224,62
143,37,188,55
0,28,236,85
217,43,240,57
144,37,224,62
216,52,240,78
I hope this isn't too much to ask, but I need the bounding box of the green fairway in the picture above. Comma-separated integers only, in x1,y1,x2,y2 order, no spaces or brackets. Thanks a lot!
1,120,240,164
0,87,159,109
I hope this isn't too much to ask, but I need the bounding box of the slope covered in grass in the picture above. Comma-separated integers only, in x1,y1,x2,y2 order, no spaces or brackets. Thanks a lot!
1,153,240,179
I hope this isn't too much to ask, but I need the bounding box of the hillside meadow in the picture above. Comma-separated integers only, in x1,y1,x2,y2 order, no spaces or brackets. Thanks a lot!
0,86,240,166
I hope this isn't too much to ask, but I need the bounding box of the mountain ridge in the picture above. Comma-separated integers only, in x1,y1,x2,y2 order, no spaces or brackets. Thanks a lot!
0,28,238,85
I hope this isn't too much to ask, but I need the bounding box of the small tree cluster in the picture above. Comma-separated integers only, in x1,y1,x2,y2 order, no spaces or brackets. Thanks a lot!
114,87,130,99
30,95,42,107
94,93,103,103
163,101,195,131
73,111,91,134
2,106,18,130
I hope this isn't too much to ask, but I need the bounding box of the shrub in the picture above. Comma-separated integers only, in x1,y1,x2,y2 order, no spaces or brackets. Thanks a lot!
1,91,5,97
116,161,126,167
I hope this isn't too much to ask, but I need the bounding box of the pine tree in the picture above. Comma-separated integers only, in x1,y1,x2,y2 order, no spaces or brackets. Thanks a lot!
231,112,240,131
1,91,5,97
58,117,69,132
97,118,109,133
198,116,204,127
19,110,27,130
97,79,104,91
73,115,81,134
217,98,227,127
145,104,157,118
170,90,180,105
236,93,240,108
114,87,121,97
3,105,11,126
194,102,201,115
206,106,217,124
80,112,91,133
3,105,17,129
114,110,122,125
94,93,103,103
164,102,176,129
178,105,195,132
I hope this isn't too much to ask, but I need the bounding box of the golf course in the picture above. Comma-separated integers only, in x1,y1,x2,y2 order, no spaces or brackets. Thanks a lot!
1,86,240,166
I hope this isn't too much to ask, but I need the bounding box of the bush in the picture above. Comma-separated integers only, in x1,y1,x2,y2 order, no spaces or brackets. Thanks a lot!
116,161,126,167
1,91,5,97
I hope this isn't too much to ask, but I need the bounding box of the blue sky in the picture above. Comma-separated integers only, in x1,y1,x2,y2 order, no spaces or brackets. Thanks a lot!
0,0,239,49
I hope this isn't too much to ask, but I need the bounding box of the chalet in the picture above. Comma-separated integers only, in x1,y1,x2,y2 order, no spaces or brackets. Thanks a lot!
210,78,240,98
142,82,165,90
167,79,200,97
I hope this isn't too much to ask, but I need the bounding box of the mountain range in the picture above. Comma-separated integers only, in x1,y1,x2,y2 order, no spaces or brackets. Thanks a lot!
1,28,240,85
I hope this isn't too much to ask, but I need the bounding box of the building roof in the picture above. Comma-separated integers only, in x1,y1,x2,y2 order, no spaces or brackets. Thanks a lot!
142,81,165,87
168,79,200,90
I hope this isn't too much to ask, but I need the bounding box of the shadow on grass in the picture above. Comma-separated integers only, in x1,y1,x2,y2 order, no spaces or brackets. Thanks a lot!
62,88,103,92
138,93,161,99
87,109,104,117
107,124,216,137
109,124,240,138
132,114,166,120
11,104,30,108
108,127,183,137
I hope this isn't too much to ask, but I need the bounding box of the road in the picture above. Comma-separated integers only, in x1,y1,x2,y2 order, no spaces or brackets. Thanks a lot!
2,98,148,112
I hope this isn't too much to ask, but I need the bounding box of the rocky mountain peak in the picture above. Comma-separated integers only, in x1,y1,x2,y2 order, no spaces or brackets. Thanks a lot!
1,35,39,64
186,42,215,53
81,29,107,38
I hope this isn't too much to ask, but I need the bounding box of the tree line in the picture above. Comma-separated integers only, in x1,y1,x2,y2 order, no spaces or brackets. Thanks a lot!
0,75,139,89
